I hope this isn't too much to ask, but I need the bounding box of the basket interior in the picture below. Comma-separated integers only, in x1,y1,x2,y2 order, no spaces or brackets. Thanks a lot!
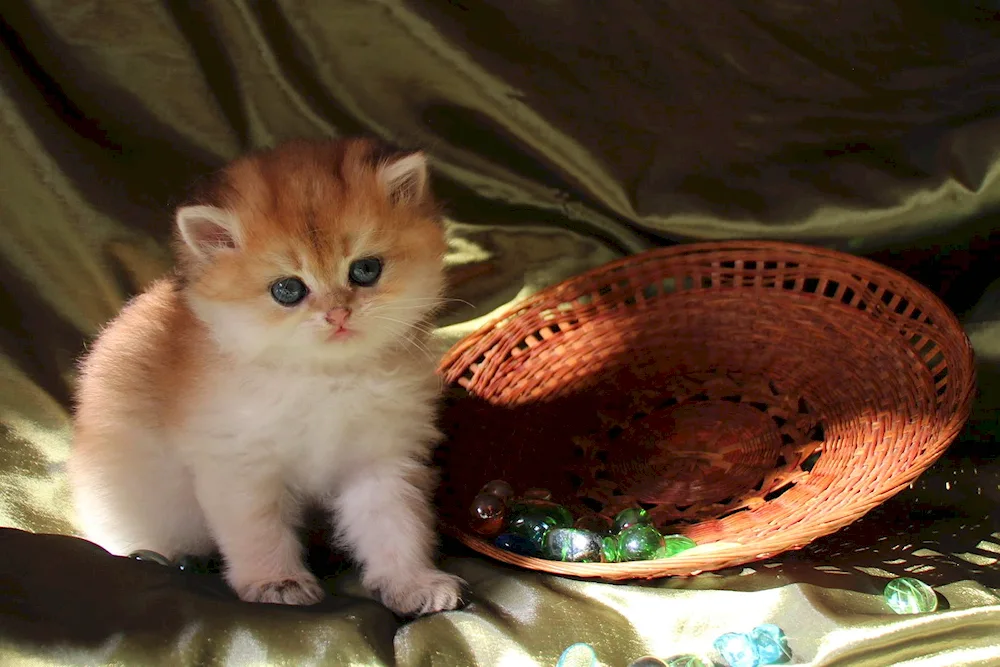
434,245,974,574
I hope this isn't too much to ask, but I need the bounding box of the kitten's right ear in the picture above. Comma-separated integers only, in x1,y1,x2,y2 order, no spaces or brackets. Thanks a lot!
176,205,240,259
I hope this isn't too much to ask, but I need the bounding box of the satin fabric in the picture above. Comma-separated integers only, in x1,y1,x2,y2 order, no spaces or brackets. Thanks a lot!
0,1,998,664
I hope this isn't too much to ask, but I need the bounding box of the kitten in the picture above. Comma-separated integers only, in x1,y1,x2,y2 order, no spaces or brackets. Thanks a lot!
67,138,464,614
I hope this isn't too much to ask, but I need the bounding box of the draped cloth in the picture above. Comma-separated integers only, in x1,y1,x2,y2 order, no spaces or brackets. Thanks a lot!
1,2,998,664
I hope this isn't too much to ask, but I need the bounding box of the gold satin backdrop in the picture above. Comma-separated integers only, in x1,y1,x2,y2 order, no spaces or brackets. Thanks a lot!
1,1,999,665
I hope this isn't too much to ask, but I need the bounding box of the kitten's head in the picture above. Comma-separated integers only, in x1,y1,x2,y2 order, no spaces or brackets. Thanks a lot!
174,138,448,366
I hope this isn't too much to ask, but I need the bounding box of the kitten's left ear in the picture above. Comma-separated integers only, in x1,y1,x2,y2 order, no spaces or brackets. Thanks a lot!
378,152,428,206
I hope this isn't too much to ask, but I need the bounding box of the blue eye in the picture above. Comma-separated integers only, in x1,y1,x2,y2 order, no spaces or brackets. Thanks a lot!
349,257,383,287
270,277,308,305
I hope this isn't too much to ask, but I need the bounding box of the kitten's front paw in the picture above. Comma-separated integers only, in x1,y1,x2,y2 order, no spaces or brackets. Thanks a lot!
369,569,465,616
236,571,325,606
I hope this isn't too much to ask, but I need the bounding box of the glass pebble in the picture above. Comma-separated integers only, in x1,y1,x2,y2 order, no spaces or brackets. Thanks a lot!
713,632,759,667
523,487,553,501
664,656,711,667
601,536,620,563
618,524,665,561
657,535,697,558
628,657,667,667
750,624,791,664
883,577,938,614
480,479,514,500
556,642,597,667
176,555,202,572
508,500,574,550
469,492,506,536
128,550,172,566
574,514,613,535
494,532,541,557
613,507,652,533
543,528,603,563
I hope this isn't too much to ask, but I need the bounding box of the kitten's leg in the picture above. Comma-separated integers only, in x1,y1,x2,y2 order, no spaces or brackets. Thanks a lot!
69,429,214,559
191,461,323,606
330,457,464,616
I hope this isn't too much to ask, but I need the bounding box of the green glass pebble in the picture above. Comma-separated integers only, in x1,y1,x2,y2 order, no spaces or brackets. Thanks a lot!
884,577,938,614
508,500,574,550
618,524,665,561
574,514,613,535
656,535,697,558
628,658,667,667
543,528,603,563
664,656,711,667
128,550,172,566
613,507,652,533
601,536,620,563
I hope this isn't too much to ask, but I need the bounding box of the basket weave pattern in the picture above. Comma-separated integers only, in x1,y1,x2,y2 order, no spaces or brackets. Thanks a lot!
435,242,975,580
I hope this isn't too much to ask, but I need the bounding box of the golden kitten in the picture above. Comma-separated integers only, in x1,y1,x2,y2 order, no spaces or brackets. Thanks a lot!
68,138,464,614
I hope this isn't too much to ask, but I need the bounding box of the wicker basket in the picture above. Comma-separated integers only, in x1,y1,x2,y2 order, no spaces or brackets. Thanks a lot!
434,241,976,580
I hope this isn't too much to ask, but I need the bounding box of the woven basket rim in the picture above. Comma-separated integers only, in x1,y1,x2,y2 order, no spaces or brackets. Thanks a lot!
436,240,977,581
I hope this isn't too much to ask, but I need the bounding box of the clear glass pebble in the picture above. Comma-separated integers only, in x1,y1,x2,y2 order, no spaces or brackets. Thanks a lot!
883,576,938,614
543,528,603,562
479,479,514,500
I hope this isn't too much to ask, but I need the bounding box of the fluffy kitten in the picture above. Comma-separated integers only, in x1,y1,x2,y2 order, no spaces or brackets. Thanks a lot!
68,138,464,614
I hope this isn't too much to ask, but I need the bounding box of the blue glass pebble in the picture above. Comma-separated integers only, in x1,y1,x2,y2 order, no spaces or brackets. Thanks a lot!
750,624,791,664
556,643,597,667
494,532,540,557
714,631,759,667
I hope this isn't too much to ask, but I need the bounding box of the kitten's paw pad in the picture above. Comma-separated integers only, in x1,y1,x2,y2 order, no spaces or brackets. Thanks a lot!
238,573,325,606
375,570,465,616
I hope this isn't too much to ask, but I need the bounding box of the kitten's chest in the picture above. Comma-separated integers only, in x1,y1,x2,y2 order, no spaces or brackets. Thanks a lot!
191,365,432,456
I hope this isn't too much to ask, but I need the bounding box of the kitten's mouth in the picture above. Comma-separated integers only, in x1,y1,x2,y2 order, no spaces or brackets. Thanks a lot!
326,327,355,341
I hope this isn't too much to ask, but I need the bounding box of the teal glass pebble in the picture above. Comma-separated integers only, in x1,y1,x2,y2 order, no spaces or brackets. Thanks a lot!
556,642,597,667
543,528,603,562
618,524,665,561
750,624,792,664
664,656,711,667
128,549,172,566
508,500,574,550
656,535,697,558
613,507,652,533
883,577,938,614
574,513,613,535
713,632,759,667
628,657,667,667
601,535,620,563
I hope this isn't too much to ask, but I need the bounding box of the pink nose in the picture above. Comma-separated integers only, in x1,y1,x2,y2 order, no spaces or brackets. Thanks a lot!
325,307,351,329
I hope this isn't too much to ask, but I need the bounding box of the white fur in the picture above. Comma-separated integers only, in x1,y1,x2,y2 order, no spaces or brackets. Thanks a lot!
70,348,462,612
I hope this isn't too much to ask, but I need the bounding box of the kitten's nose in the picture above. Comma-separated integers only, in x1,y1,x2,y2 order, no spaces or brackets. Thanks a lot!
325,307,351,329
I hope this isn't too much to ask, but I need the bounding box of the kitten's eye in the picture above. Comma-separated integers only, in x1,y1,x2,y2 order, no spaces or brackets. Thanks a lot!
270,277,309,306
348,257,383,287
